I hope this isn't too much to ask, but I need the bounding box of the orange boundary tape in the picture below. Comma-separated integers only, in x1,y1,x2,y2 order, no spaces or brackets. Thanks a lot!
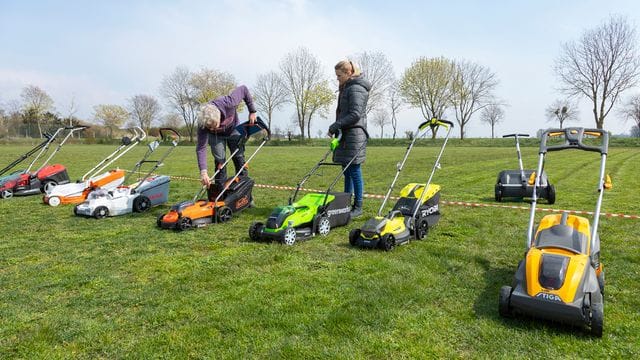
125,170,640,220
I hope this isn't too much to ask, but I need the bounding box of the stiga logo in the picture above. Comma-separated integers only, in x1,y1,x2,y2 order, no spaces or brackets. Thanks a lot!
535,292,563,303
420,204,439,217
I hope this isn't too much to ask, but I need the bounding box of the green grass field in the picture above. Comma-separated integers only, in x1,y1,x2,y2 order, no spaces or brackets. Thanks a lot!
1,142,639,358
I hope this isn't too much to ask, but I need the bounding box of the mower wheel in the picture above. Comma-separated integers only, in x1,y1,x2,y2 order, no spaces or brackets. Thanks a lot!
415,218,429,240
48,196,61,207
178,217,192,231
590,301,604,338
73,205,79,216
216,206,233,223
94,206,109,219
547,184,556,204
249,222,264,241
41,180,57,194
495,184,502,202
133,195,151,213
1,189,13,199
349,229,361,246
317,216,331,236
498,286,512,317
156,213,165,228
598,270,605,295
282,227,297,245
379,234,395,251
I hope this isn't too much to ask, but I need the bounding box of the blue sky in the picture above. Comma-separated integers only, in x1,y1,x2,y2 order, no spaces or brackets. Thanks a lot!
2,0,640,137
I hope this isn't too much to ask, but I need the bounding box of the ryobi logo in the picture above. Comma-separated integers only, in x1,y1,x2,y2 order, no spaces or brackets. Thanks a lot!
327,207,350,217
535,292,563,303
420,204,439,217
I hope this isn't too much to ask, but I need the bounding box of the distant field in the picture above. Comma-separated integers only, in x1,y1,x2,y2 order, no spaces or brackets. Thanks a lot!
0,142,639,358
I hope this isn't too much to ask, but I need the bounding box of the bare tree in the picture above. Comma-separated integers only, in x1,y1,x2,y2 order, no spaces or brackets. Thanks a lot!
128,94,161,132
279,47,327,139
554,15,640,129
545,99,579,129
631,124,640,137
399,57,454,138
190,68,237,103
304,80,334,139
389,81,403,139
353,51,395,116
93,104,129,138
372,109,390,138
253,71,287,130
480,104,505,139
161,113,183,129
160,67,199,142
450,60,499,139
620,94,640,136
20,85,54,138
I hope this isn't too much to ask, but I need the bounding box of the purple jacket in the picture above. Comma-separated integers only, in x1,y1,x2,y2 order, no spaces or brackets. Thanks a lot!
196,85,257,172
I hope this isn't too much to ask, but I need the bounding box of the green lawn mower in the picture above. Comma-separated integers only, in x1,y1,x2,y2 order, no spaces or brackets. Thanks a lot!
349,118,453,251
249,127,369,245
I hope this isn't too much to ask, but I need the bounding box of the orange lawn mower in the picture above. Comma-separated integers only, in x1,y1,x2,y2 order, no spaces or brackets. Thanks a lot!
157,118,270,230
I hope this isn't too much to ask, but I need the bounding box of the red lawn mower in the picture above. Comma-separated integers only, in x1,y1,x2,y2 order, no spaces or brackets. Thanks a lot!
0,125,87,199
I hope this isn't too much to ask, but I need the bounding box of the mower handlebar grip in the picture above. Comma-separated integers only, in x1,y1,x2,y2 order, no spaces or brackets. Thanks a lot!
540,127,609,154
419,118,454,131
159,128,181,142
66,125,89,131
502,133,529,138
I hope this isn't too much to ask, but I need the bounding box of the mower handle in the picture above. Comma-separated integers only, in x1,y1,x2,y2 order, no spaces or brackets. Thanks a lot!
159,128,181,142
539,127,609,154
418,118,454,132
502,133,529,138
65,125,90,131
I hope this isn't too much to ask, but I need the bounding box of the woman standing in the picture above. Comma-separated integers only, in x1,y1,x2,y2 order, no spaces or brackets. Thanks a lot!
328,60,371,218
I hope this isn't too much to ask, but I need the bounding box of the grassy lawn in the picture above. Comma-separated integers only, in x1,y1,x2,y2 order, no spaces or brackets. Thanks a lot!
0,141,639,358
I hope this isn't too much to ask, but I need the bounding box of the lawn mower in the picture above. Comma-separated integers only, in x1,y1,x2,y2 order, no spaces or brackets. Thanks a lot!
157,118,270,230
349,118,453,251
43,127,146,206
498,127,610,337
495,133,555,204
74,128,179,218
0,125,88,199
248,126,369,245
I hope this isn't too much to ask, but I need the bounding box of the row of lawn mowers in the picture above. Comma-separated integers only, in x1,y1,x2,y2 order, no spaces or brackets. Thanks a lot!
1,119,612,337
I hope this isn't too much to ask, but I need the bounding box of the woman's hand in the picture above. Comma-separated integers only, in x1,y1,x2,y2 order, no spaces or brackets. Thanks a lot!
200,170,211,186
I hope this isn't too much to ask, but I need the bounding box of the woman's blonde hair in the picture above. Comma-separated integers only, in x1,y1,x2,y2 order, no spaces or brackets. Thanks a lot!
198,103,221,129
335,60,361,77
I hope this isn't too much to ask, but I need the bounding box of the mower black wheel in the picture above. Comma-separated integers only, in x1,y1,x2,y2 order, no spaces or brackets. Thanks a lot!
41,180,57,194
1,189,13,199
495,183,502,202
282,227,297,246
415,218,429,240
249,222,264,241
498,285,512,317
349,229,361,246
590,301,604,338
133,195,151,213
178,217,192,231
73,205,79,216
316,216,331,236
379,234,395,251
547,184,556,204
216,206,233,223
156,213,165,228
94,206,109,219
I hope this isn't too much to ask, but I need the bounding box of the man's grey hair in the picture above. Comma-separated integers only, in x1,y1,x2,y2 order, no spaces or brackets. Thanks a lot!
198,103,221,129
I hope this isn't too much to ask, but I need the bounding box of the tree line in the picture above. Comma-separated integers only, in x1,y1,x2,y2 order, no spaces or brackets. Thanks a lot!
2,15,640,140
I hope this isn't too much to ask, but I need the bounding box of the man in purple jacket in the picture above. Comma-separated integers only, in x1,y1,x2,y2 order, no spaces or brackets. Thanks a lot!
196,85,257,187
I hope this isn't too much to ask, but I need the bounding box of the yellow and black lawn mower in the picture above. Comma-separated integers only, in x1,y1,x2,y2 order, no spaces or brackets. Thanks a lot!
499,127,611,337
349,118,453,251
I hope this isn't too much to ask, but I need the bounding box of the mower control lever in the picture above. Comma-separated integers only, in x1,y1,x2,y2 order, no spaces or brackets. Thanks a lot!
503,134,529,138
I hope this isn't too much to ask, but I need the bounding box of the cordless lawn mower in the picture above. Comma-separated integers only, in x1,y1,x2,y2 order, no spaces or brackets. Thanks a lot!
43,127,146,206
0,125,87,199
495,133,556,204
498,127,610,337
157,118,270,230
349,118,453,251
74,128,179,218
249,126,369,245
